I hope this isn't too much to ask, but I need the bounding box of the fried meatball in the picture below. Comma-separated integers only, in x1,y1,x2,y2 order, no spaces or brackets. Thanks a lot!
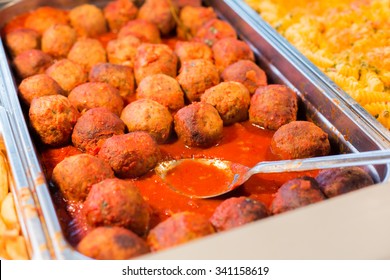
118,19,161,43
89,63,135,104
271,121,331,160
52,153,115,201
18,74,65,106
193,18,237,47
24,6,69,34
174,41,213,64
104,0,138,32
316,167,374,198
147,212,215,252
45,59,88,94
177,6,217,40
120,99,173,144
201,81,251,125
172,0,202,8
174,102,223,148
249,84,298,130
4,28,41,57
134,43,178,85
176,59,219,102
13,49,53,79
136,74,184,112
41,24,77,58
221,60,267,95
29,95,79,146
67,38,107,72
83,178,150,236
106,35,141,68
271,177,326,214
77,227,150,260
69,4,107,37
68,82,124,116
210,197,269,232
98,132,160,178
72,107,125,155
137,0,176,35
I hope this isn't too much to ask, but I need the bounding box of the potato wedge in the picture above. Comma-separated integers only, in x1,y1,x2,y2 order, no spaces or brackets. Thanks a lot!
5,235,28,260
0,150,9,204
1,192,18,230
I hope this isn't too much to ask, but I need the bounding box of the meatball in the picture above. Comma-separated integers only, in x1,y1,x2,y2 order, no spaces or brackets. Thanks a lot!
134,43,178,85
52,153,115,201
18,74,65,106
137,0,176,35
177,6,217,40
83,178,150,236
68,82,124,116
45,59,88,94
271,177,326,214
72,107,125,155
210,197,269,232
120,99,173,143
29,95,79,146
118,19,161,43
104,0,138,32
147,212,215,252
67,38,107,72
212,38,255,73
69,4,107,37
98,131,161,178
13,49,53,79
106,35,141,68
193,18,237,47
4,28,41,57
316,167,374,198
174,41,213,64
172,0,202,7
77,227,150,260
136,74,184,112
221,60,267,95
271,121,331,160
89,63,135,104
249,84,298,130
41,24,77,58
174,102,223,148
201,81,251,125
24,6,69,34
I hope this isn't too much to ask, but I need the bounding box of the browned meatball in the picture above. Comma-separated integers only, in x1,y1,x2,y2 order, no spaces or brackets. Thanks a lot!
18,74,65,106
176,59,220,102
271,177,326,214
249,84,298,130
177,6,217,40
147,212,215,252
271,121,331,160
137,0,176,35
83,178,150,236
212,38,255,73
193,18,237,47
136,74,185,112
104,0,138,32
52,153,115,201
201,81,251,125
210,197,269,232
4,28,41,57
118,19,161,43
24,6,69,34
120,99,173,144
106,35,141,68
98,132,161,178
72,107,125,155
41,24,77,58
221,60,267,95
45,59,88,94
134,43,178,85
69,4,107,37
174,102,223,148
68,82,124,116
174,41,213,64
316,167,374,198
67,38,107,72
172,0,202,7
77,227,150,260
13,49,53,79
89,63,135,104
29,95,79,146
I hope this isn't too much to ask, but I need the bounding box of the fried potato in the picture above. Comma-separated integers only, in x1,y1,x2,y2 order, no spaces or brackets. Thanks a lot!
1,192,19,230
0,150,9,203
5,236,28,260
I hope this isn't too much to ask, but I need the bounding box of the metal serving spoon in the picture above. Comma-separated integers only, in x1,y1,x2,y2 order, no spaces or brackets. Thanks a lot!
154,149,390,199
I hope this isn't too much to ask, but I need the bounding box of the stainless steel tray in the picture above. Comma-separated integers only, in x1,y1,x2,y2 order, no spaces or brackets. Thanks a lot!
0,0,389,260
